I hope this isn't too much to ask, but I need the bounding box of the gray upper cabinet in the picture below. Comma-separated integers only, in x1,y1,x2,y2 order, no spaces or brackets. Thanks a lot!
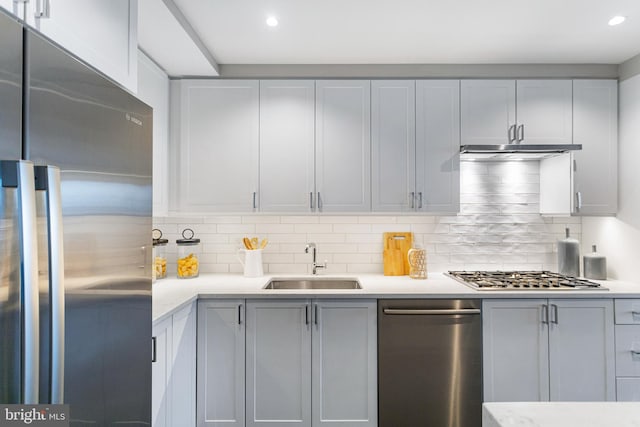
461,79,572,146
259,80,316,212
176,80,259,212
316,80,371,212
371,80,416,212
415,80,460,213
572,79,618,215
516,80,573,145
461,80,516,145
197,300,245,427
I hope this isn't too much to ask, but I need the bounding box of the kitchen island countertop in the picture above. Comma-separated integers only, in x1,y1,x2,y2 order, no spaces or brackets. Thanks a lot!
152,272,640,322
483,402,640,427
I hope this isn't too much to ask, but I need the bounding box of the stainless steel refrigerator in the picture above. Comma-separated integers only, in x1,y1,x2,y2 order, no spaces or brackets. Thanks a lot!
0,8,152,426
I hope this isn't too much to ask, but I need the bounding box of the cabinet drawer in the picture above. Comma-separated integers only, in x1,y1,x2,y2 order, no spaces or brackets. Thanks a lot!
615,300,640,324
616,378,640,401
615,325,640,377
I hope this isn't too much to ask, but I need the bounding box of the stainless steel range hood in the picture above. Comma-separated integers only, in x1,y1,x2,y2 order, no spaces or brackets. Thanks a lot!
460,144,581,161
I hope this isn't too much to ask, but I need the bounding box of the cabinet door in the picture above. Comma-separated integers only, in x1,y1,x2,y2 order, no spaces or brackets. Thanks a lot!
137,52,170,216
416,80,460,213
316,80,371,212
371,80,416,212
260,80,315,212
482,300,549,402
617,378,640,401
572,80,618,215
246,300,311,427
171,303,197,427
516,80,572,145
177,80,259,212
460,80,516,145
198,300,245,427
548,299,615,401
152,316,172,427
312,300,377,427
29,0,137,92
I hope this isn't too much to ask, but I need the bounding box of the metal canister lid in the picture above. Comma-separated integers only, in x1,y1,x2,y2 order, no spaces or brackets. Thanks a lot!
152,229,168,246
177,228,200,245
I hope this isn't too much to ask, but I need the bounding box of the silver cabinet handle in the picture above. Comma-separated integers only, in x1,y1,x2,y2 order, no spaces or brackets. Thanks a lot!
4,161,41,403
305,305,310,325
631,350,640,356
383,308,481,315
238,304,243,325
410,192,415,209
576,191,583,212
309,192,314,210
252,191,257,209
35,0,50,18
151,337,157,363
508,124,517,143
632,311,640,316
314,304,319,325
517,124,525,142
317,192,322,211
35,166,65,404
542,304,549,324
551,304,559,324
418,192,423,209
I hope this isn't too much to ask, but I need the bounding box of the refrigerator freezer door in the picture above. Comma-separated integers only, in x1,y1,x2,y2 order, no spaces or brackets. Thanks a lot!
26,29,152,424
0,9,23,160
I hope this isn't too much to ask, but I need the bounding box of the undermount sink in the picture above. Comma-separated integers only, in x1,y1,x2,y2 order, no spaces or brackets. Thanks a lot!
263,278,362,290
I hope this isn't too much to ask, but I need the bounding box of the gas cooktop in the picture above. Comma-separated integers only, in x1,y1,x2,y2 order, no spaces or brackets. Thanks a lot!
446,271,607,291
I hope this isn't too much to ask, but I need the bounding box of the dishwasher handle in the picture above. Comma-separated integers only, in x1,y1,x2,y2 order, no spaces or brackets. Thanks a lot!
383,308,481,315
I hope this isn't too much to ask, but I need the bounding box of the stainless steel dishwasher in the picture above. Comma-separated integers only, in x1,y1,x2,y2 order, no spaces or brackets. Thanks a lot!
378,299,482,427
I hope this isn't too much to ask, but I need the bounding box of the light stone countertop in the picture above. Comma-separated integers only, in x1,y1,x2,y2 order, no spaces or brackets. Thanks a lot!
152,272,640,322
483,402,640,427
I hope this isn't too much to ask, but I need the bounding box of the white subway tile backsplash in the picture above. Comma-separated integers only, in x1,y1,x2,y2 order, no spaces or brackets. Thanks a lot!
155,161,581,275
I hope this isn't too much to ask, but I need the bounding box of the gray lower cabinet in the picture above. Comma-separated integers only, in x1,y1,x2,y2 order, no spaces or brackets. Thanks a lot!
483,299,615,402
197,300,245,427
152,302,197,427
246,299,377,427
614,299,640,401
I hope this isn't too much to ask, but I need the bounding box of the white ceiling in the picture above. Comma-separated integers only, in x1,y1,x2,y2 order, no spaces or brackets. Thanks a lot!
168,0,640,65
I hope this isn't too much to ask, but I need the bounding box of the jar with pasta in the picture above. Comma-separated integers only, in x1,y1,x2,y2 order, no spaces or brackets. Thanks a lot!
152,228,168,280
176,228,200,279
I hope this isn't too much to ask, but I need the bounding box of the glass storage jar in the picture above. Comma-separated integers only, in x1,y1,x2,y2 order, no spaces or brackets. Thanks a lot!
176,228,200,279
152,229,168,280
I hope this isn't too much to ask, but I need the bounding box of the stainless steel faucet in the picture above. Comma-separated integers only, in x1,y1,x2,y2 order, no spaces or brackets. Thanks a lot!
305,243,327,275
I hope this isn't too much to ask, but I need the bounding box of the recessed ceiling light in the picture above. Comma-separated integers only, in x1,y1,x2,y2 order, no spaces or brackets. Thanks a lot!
266,16,278,27
608,15,626,26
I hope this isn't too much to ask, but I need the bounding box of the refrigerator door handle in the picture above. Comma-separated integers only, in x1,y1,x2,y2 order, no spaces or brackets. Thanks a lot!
11,161,40,403
43,166,65,404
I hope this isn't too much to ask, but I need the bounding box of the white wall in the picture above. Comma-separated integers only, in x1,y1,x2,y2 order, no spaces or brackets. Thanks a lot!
154,161,580,275
582,73,640,281
137,50,170,216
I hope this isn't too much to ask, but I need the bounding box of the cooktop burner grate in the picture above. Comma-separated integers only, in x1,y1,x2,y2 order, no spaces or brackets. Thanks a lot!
446,271,607,291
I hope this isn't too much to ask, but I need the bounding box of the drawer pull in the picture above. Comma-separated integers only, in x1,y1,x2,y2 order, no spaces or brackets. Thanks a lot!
631,311,640,316
631,350,640,356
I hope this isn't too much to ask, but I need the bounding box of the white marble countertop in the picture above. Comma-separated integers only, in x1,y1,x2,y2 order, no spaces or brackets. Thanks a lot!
483,402,640,427
152,272,640,322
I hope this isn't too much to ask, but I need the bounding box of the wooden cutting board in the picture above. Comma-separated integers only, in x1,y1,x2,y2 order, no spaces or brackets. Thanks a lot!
383,232,413,276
